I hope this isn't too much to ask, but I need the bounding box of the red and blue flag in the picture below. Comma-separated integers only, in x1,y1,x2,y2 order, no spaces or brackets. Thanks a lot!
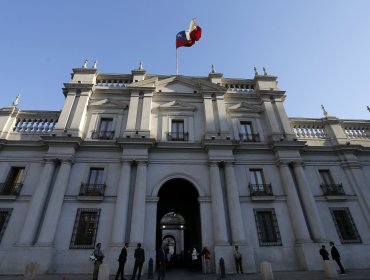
176,19,202,48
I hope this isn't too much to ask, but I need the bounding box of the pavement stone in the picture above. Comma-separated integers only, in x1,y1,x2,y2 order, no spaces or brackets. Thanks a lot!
0,269,369,280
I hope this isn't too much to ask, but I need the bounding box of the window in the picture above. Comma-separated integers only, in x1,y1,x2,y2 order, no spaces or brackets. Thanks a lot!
0,209,12,242
254,209,282,246
70,208,100,248
168,120,188,141
80,168,105,196
240,121,259,142
92,118,114,139
319,170,344,195
0,167,24,195
249,169,272,195
330,208,361,243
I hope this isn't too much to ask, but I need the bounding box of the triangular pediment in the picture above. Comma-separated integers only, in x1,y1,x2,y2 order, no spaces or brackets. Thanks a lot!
129,77,158,88
89,99,128,109
156,76,226,94
157,100,196,112
227,102,262,113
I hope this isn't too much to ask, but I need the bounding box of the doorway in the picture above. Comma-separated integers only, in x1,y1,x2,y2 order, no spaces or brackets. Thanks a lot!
156,178,202,270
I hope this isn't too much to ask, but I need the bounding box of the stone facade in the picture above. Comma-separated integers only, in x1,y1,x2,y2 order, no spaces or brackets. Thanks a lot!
0,63,369,275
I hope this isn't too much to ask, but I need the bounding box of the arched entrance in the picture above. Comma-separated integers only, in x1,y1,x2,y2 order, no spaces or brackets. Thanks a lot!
157,178,202,270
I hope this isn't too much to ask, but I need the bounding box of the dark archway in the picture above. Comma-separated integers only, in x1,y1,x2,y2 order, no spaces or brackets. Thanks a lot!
156,178,202,269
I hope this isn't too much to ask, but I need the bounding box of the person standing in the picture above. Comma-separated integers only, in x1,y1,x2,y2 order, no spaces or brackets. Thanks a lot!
319,245,330,261
201,247,211,274
116,243,128,280
131,243,145,280
234,245,243,274
157,244,167,280
191,248,198,271
330,242,346,274
93,243,105,280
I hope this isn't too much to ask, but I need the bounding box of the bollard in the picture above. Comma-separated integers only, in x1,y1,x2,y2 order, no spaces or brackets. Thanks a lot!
219,257,226,279
147,258,154,279
323,260,339,279
260,262,273,280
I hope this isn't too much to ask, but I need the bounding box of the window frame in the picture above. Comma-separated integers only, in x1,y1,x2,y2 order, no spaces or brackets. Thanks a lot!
70,208,101,249
330,207,361,244
254,208,282,246
0,208,13,243
1,167,25,195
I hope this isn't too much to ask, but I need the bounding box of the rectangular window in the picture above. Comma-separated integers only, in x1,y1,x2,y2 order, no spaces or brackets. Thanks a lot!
80,168,105,196
254,209,282,246
319,170,334,185
0,167,25,195
240,121,259,142
319,170,344,195
0,209,13,243
330,208,361,243
70,208,100,249
92,118,114,139
170,120,187,141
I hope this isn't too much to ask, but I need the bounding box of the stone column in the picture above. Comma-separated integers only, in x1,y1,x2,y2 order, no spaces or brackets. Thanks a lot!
129,161,148,245
224,162,246,244
262,101,280,136
278,162,311,243
209,162,228,244
111,160,132,245
36,158,73,246
293,162,327,242
53,93,75,133
18,159,56,245
139,93,153,132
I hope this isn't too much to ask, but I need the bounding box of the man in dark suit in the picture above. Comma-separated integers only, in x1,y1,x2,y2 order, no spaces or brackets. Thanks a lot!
131,243,145,280
319,245,329,261
157,244,166,280
330,241,346,274
116,243,128,280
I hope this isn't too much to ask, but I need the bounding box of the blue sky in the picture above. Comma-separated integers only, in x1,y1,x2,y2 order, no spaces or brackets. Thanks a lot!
1,0,369,120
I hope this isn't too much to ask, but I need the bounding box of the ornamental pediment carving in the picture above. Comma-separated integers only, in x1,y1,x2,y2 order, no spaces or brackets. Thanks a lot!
227,102,262,113
157,100,196,112
156,76,225,93
129,77,157,88
89,99,128,109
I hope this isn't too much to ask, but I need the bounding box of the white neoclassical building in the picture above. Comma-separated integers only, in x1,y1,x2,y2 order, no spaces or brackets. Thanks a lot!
0,62,369,275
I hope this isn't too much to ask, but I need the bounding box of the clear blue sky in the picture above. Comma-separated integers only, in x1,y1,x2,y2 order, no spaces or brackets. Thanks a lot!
1,0,369,120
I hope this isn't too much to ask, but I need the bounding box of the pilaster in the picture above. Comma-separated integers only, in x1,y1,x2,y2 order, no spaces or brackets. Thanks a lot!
129,161,148,245
111,160,132,246
36,157,73,246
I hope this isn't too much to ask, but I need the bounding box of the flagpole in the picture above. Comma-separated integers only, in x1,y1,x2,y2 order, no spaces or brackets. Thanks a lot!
176,48,179,75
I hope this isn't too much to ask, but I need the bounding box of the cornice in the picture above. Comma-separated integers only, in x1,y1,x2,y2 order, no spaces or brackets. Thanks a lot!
40,136,82,148
116,137,155,148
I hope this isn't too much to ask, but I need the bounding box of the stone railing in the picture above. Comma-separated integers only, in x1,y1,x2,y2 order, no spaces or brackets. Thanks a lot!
13,111,60,134
224,83,255,93
342,123,370,139
290,119,327,139
95,74,132,87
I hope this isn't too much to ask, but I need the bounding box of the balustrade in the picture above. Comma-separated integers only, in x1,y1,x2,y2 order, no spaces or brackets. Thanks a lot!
344,125,370,139
291,123,327,139
320,183,345,196
96,79,130,87
167,132,189,141
239,133,260,142
224,83,254,92
249,183,273,196
13,118,58,134
79,183,106,196
0,183,23,196
91,130,115,140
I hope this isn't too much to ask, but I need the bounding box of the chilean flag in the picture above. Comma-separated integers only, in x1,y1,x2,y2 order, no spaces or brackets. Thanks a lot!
176,19,202,48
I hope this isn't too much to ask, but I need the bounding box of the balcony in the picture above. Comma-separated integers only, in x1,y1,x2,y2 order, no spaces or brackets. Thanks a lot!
249,183,275,201
239,133,260,142
321,183,346,200
79,183,106,197
91,131,115,140
0,183,23,196
167,132,189,141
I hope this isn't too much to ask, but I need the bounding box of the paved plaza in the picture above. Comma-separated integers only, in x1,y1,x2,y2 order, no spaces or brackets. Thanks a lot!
1,269,370,280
